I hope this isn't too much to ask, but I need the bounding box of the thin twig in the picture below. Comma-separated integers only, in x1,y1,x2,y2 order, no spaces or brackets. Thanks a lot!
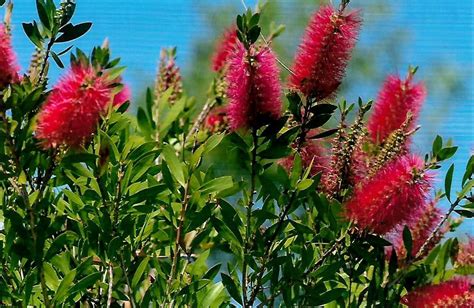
38,38,55,85
303,231,347,278
416,197,461,259
106,263,113,308
186,98,215,142
166,135,198,306
247,99,312,306
120,254,137,308
239,0,296,76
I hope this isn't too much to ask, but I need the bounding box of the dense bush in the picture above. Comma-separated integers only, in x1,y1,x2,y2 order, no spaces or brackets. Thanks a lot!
0,0,472,307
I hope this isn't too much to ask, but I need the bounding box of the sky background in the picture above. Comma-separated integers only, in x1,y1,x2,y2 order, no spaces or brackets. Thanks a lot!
5,0,473,235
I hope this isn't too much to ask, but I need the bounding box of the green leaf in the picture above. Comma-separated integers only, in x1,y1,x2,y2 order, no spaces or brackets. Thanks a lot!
297,179,313,191
458,179,474,199
50,51,64,68
56,22,92,42
36,0,51,30
161,145,185,187
221,273,242,305
159,97,186,137
310,103,337,115
63,190,85,209
438,146,458,161
445,164,454,202
403,225,413,258
247,25,261,44
107,66,126,81
311,288,347,305
432,135,442,156
455,209,474,218
53,269,76,304
132,257,150,289
204,133,225,154
306,113,333,129
389,248,398,275
462,155,474,185
203,263,221,280
236,15,244,32
199,176,233,195
57,45,73,56
248,13,260,28
309,128,339,139
22,22,43,48
287,92,302,122
137,106,152,135
43,262,60,290
68,272,101,297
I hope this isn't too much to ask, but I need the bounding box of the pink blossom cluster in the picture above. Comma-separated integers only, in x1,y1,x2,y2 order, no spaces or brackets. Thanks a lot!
0,24,20,89
401,278,474,308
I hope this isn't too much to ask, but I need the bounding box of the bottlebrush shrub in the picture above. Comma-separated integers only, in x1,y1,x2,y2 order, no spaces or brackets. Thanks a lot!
0,1,472,307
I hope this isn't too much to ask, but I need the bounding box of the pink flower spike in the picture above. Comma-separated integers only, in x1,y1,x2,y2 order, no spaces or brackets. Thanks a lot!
205,106,228,133
367,74,426,144
345,154,433,235
226,44,282,130
0,24,20,89
289,5,361,100
401,278,474,308
280,138,328,176
211,26,239,72
387,199,445,260
456,236,474,268
36,65,112,149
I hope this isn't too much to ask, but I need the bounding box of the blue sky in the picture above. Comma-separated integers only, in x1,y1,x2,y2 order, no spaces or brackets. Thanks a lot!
5,0,473,234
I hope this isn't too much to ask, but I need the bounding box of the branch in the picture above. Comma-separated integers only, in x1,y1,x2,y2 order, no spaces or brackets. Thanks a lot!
106,263,113,308
242,126,259,306
186,98,215,142
247,99,313,306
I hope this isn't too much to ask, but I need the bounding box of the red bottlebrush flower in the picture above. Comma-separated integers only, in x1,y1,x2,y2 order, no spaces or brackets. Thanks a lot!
345,154,432,235
387,199,445,260
289,5,361,100
226,44,282,130
455,237,474,268
36,65,112,148
113,84,131,107
211,26,238,72
0,24,20,89
401,278,474,308
367,74,426,144
280,138,329,176
205,106,228,133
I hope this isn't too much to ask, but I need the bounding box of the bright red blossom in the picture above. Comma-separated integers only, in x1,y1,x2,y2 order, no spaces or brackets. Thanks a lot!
0,24,20,88
205,106,228,133
345,155,432,235
36,65,112,148
367,74,426,144
226,44,282,130
289,5,361,100
113,84,131,107
211,26,238,72
401,278,474,308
